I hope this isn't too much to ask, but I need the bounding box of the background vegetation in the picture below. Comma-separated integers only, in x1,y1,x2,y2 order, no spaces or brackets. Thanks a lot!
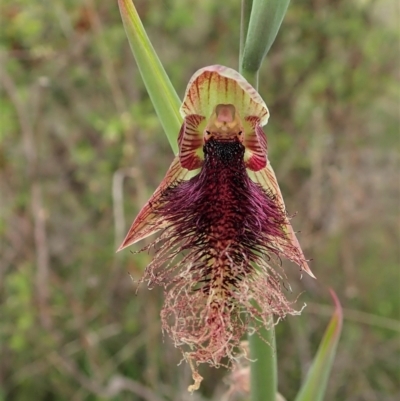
1,0,398,400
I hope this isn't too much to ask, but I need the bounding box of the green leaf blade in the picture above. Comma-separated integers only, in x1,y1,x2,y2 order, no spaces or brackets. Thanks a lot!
241,0,290,79
118,0,181,154
294,290,343,401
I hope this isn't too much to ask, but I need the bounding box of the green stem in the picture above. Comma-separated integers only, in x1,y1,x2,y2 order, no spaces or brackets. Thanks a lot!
240,3,279,400
249,317,277,401
244,64,277,401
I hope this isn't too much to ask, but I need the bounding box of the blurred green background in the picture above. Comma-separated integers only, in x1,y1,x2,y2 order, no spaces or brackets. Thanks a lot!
1,0,399,400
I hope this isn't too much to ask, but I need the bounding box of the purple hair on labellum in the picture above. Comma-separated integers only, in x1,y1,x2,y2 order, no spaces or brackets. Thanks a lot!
139,136,304,369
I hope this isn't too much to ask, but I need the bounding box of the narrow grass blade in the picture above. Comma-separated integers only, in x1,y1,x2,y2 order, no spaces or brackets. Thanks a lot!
294,290,343,401
118,0,181,154
240,0,253,65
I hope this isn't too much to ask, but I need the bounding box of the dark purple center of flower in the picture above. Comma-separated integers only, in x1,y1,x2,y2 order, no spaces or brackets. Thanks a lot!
203,138,245,168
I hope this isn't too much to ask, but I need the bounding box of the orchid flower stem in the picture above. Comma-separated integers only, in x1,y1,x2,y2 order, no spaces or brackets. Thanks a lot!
249,316,277,401
240,1,280,400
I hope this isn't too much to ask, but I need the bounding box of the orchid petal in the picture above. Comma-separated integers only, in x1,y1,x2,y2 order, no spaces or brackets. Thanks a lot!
243,116,268,171
178,115,206,170
118,157,190,251
248,162,315,278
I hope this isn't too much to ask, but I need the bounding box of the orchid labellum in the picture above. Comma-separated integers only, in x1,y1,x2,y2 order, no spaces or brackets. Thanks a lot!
119,65,314,375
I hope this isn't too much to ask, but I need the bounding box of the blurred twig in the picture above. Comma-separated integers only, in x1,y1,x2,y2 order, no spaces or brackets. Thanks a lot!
112,167,146,249
307,302,400,333
0,60,52,330
48,351,164,401
14,324,121,382
85,0,127,115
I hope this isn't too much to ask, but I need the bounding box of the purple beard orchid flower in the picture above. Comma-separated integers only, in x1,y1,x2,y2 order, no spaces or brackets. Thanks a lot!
118,65,315,378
